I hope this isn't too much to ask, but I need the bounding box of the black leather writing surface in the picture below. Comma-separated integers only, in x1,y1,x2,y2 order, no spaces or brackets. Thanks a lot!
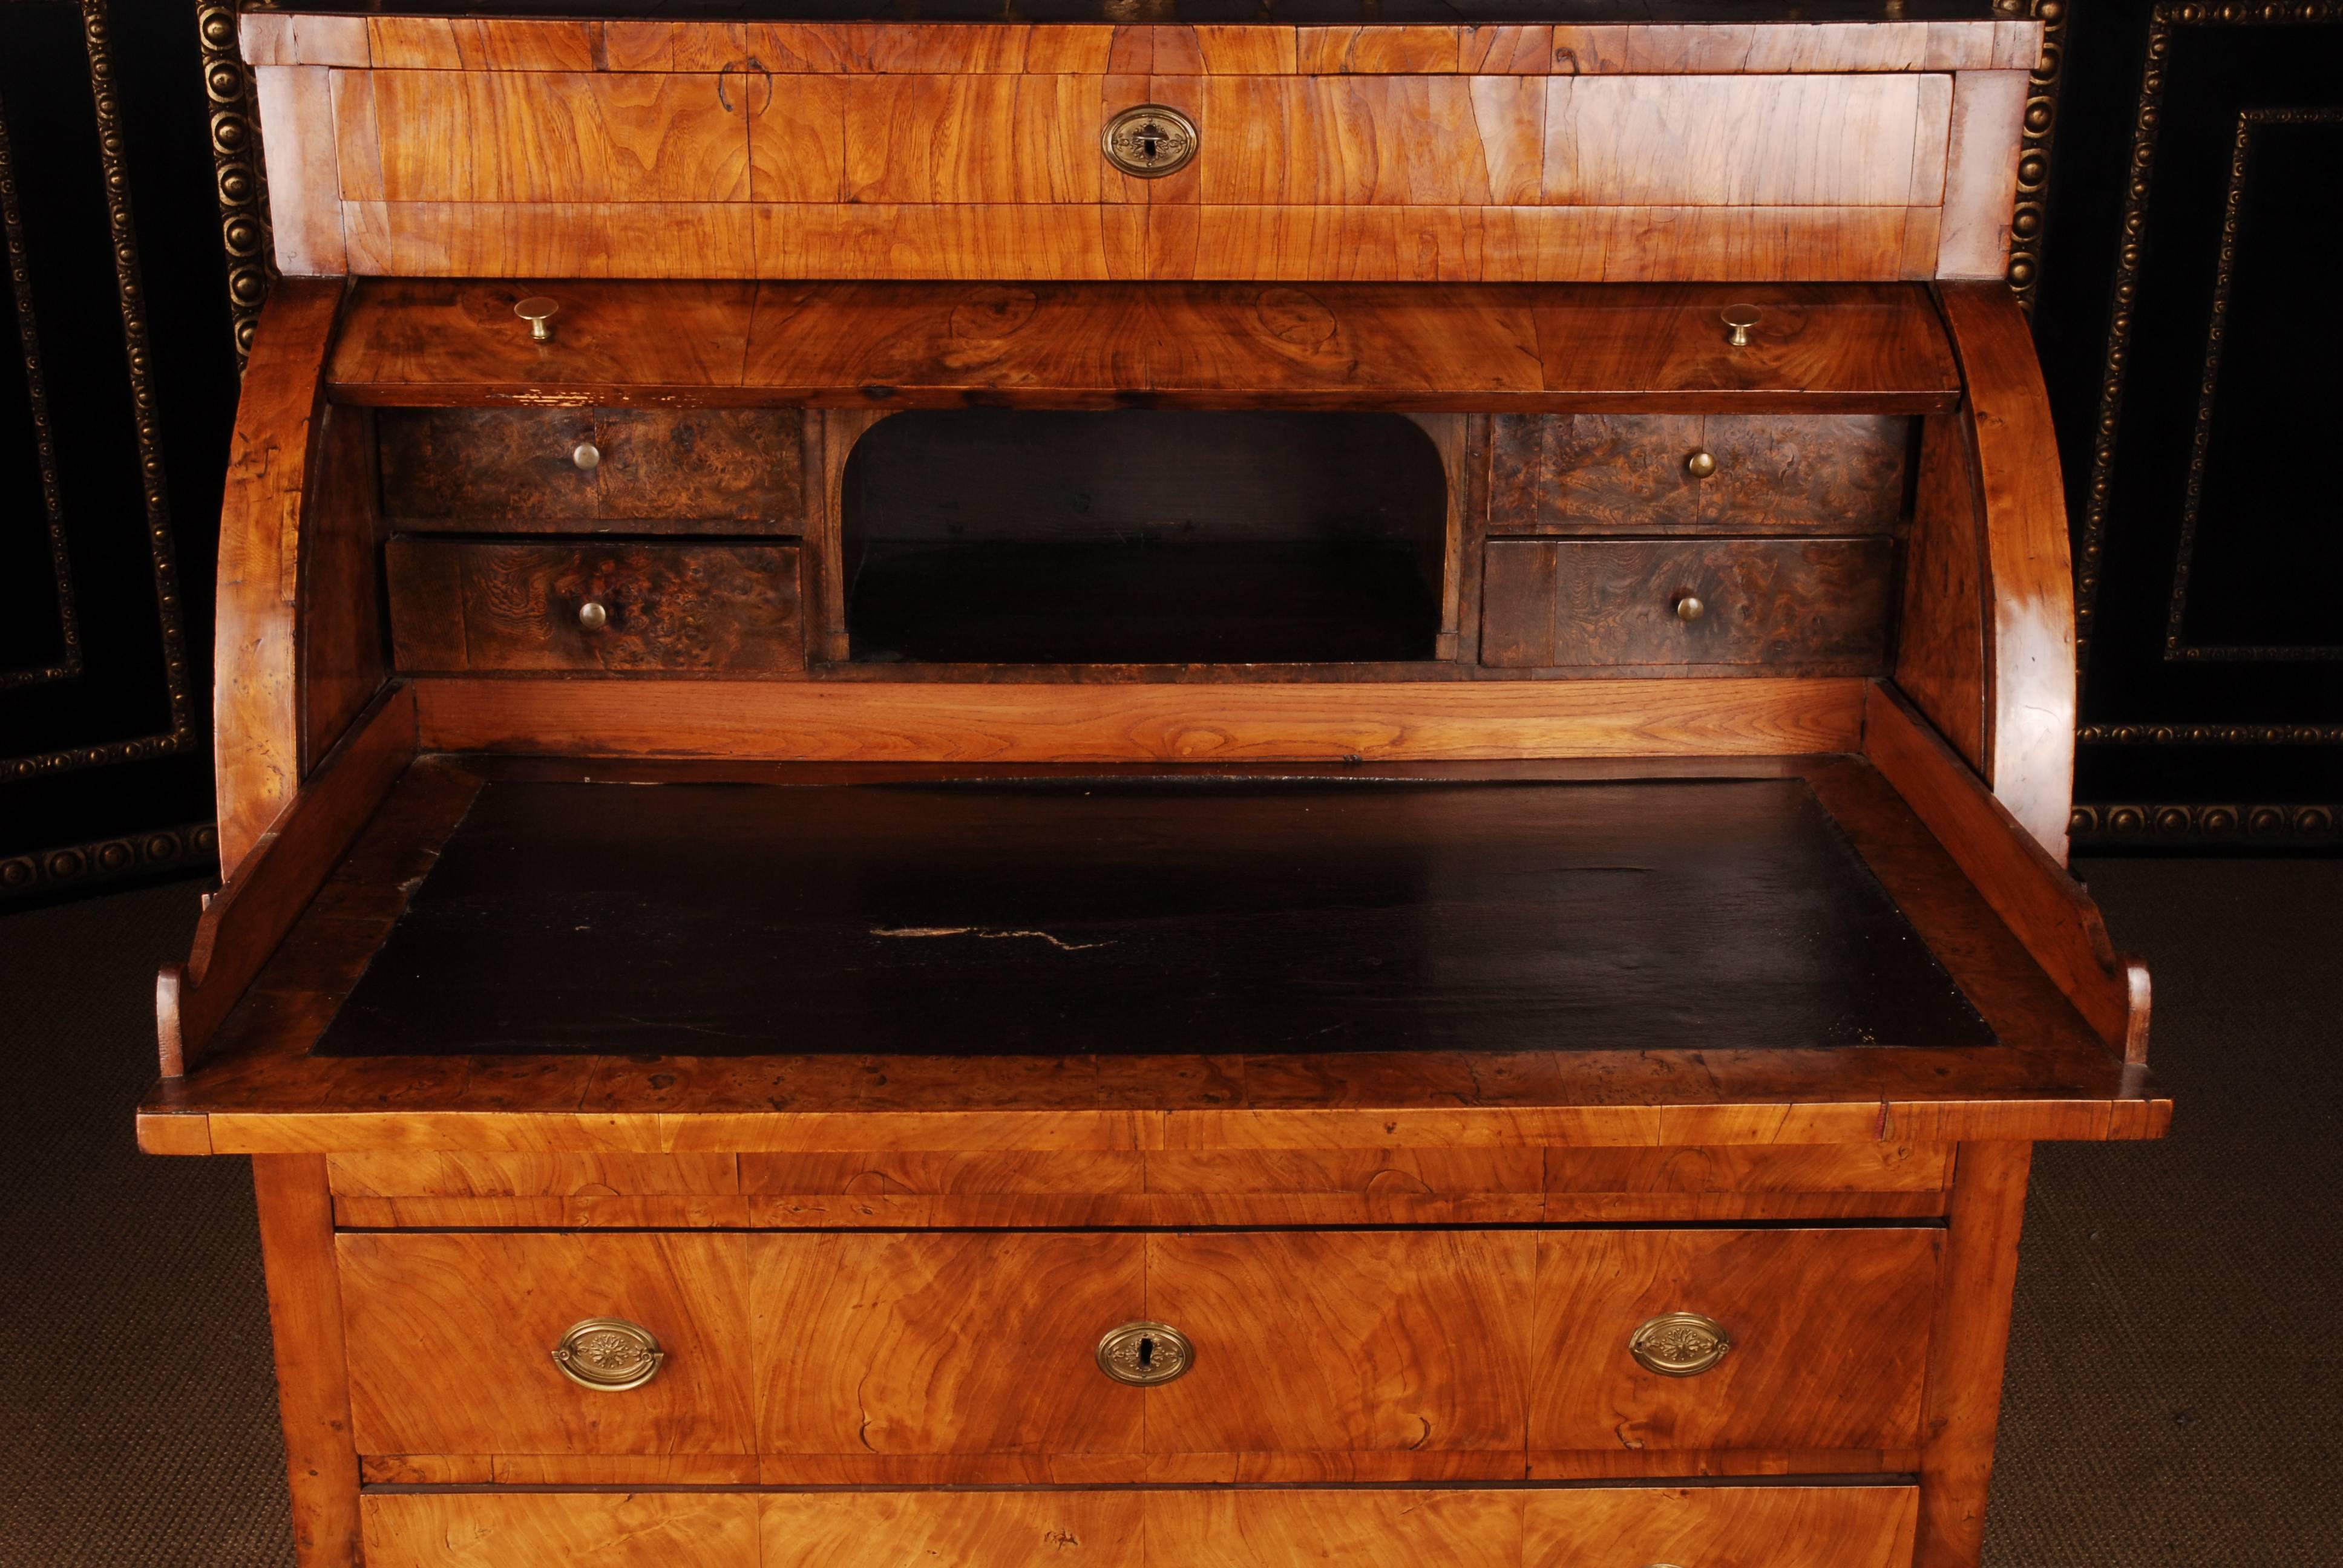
315,777,1995,1057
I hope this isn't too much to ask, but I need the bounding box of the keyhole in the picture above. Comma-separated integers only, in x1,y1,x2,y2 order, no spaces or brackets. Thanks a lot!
1138,127,1161,160
1136,1336,1156,1368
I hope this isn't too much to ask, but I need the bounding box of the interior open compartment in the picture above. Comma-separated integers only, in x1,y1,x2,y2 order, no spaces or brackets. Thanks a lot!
839,410,1449,665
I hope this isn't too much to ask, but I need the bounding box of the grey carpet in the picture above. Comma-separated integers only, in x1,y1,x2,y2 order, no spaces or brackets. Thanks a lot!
0,860,2335,1566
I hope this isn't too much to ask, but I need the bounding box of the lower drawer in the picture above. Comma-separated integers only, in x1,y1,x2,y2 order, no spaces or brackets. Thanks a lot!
358,1485,1919,1567
385,538,804,673
1480,537,1894,671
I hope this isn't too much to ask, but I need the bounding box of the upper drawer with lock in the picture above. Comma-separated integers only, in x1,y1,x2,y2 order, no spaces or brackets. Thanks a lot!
1490,414,1915,535
379,408,805,531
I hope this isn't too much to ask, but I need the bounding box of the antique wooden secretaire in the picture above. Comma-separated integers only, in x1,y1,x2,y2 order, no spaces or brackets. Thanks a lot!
143,4,2168,1564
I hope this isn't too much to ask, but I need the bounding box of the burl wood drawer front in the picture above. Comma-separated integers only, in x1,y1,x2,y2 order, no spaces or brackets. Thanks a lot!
1530,1228,1942,1454
385,538,804,674
1480,537,1895,670
379,407,804,529
1489,414,1912,535
336,1232,755,1458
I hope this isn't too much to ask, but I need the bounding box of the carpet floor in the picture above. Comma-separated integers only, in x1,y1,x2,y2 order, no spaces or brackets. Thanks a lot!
0,857,2335,1566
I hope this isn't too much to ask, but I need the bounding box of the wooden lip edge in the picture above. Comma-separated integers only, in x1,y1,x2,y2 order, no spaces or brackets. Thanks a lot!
323,387,1969,415
157,682,420,1080
1863,679,2149,1065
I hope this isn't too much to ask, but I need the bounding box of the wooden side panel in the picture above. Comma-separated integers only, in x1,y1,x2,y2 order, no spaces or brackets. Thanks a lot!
254,66,345,275
1529,1228,1942,1452
1143,1230,1535,1459
1915,1142,2032,1568
1479,538,1896,671
298,405,389,773
1895,413,1988,769
1936,71,2026,279
749,1232,1144,1459
252,1156,362,1568
1524,1485,1920,1568
336,1232,756,1456
362,1493,758,1568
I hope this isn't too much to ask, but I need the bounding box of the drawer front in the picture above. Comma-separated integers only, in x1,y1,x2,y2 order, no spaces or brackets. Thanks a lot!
380,407,804,529
1530,1227,1941,1454
362,1492,759,1567
337,1232,756,1457
385,538,804,674
1480,537,1895,670
1489,414,1911,535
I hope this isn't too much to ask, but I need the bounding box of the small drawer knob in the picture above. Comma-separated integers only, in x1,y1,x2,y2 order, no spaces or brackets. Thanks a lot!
1096,1321,1194,1386
577,599,609,632
552,1317,663,1391
514,295,559,343
1721,302,1761,348
572,440,601,471
1673,594,1706,623
1628,1311,1734,1377
1684,449,1717,480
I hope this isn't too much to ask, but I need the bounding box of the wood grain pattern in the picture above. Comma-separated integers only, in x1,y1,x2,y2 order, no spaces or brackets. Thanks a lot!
384,540,804,675
298,405,388,774
1153,1489,1521,1566
254,66,344,275
378,408,596,523
337,1232,756,1456
1915,1142,2032,1568
1895,413,1989,769
1543,1143,1952,1197
760,1491,1142,1567
749,1232,1142,1457
1703,414,1911,532
1524,1484,1919,1568
361,1492,757,1568
1145,1230,1535,1457
252,1156,361,1568
1479,538,1895,671
327,1151,740,1198
1530,1227,1942,1452
1936,71,2027,279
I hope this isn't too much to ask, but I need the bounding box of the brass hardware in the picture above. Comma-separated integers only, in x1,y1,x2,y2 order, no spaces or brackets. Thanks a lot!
572,440,601,472
515,296,559,342
552,1317,663,1391
1102,105,1199,178
1685,449,1717,479
1628,1311,1733,1377
1720,303,1762,348
1673,595,1706,624
577,600,609,632
1096,1321,1194,1386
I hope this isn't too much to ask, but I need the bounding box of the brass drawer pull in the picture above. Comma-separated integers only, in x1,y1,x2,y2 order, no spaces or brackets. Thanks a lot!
1721,302,1761,347
552,1317,664,1391
572,440,601,471
576,599,610,632
1629,1311,1733,1377
514,295,559,343
1096,1321,1194,1386
1685,449,1717,480
1102,104,1198,178
1673,593,1706,623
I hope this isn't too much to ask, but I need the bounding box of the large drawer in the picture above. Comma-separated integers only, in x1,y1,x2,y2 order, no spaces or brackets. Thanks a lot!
1489,414,1913,535
379,407,804,530
385,538,805,674
337,1227,1937,1469
357,1484,1921,1567
1480,537,1895,671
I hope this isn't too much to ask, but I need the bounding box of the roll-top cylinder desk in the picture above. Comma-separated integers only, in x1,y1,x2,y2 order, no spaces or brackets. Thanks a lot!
145,5,2166,1566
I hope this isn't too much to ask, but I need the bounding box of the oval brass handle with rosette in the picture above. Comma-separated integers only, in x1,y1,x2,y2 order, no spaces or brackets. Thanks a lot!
552,1317,664,1391
1628,1311,1734,1377
1095,1321,1194,1386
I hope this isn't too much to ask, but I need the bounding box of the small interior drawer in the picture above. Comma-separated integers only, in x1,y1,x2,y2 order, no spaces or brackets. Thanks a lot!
385,538,804,674
1480,537,1895,671
379,407,804,530
1489,414,1912,535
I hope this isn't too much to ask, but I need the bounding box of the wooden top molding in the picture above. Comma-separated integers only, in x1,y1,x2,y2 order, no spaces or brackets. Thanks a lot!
325,280,1962,411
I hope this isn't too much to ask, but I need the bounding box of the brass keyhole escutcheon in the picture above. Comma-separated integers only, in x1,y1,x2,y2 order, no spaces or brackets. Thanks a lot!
1628,1311,1733,1377
1102,104,1199,178
1096,1320,1194,1385
552,1317,663,1391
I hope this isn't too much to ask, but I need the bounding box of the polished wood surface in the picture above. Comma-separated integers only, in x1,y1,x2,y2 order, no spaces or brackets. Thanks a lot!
1480,538,1895,671
252,1156,361,1568
338,1230,756,1455
759,1491,1141,1567
385,540,805,673
361,1492,758,1568
1915,1141,2032,1568
326,281,1961,411
1893,413,1989,770
299,405,390,773
1525,1484,1920,1568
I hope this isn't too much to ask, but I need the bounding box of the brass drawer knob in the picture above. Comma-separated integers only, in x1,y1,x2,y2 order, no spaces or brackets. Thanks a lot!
1721,302,1761,347
572,440,601,471
1684,449,1717,479
1673,594,1706,623
1102,104,1198,178
552,1317,663,1391
514,295,559,343
577,599,609,632
1629,1311,1734,1377
1096,1321,1194,1386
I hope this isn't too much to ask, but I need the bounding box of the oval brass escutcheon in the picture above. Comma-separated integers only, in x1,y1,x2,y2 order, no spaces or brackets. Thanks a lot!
1102,104,1199,178
1096,1320,1194,1386
1628,1311,1734,1377
552,1317,664,1391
